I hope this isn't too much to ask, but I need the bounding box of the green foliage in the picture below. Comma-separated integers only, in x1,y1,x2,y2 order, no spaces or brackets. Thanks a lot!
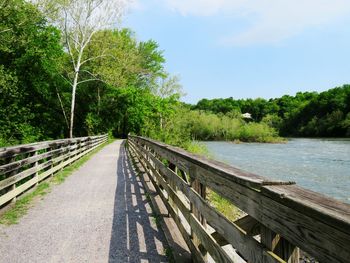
163,110,283,143
239,122,282,143
261,114,283,130
164,247,175,263
58,28,168,138
84,29,164,89
0,1,169,144
342,113,350,136
0,0,67,144
184,141,210,156
193,85,350,138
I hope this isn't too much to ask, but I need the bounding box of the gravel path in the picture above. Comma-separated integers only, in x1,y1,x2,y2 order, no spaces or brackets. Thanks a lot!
0,140,168,263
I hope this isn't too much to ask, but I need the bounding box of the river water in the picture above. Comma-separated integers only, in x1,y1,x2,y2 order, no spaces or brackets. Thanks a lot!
203,139,350,204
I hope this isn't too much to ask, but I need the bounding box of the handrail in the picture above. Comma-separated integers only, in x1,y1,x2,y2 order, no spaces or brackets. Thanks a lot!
128,135,350,263
0,134,108,208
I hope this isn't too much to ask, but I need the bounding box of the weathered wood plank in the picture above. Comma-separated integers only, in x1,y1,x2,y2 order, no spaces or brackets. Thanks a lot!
127,143,192,263
261,226,299,263
0,135,107,208
0,176,38,206
262,184,350,235
128,142,205,263
0,135,106,159
129,141,191,222
130,136,294,189
129,135,350,263
130,139,281,263
234,215,261,236
260,194,350,263
188,213,233,263
0,145,70,175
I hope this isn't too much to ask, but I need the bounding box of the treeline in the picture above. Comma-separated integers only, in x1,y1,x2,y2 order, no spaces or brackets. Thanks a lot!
193,85,350,137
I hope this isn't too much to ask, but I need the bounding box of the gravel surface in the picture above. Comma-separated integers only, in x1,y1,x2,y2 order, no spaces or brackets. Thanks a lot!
0,140,168,263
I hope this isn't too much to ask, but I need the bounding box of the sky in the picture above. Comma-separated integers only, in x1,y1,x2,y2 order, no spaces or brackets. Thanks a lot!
123,0,350,103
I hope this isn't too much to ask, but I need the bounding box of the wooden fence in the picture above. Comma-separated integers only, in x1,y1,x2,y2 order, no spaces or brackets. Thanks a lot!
0,134,108,208
128,135,350,263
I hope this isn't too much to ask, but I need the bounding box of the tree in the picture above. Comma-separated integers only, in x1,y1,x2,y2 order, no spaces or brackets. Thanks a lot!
0,0,66,144
53,0,128,137
68,29,166,137
157,74,184,99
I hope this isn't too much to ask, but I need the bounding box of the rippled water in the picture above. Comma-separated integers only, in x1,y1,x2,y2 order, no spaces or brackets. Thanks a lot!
204,139,350,204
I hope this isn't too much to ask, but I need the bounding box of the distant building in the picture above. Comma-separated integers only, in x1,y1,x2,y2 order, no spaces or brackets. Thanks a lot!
242,113,252,119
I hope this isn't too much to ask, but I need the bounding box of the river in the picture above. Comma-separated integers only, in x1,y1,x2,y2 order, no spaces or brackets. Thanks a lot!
203,138,350,204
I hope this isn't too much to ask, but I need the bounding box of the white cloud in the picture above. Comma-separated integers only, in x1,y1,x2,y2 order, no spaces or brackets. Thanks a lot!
163,0,350,45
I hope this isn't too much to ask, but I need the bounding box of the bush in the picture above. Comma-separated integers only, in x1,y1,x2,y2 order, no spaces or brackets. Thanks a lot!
176,110,283,143
239,122,281,143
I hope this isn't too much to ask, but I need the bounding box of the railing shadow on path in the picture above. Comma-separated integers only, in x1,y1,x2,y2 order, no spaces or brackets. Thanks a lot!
108,141,169,263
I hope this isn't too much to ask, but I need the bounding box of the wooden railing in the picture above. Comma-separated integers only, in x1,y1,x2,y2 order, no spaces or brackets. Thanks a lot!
0,134,108,208
128,135,350,263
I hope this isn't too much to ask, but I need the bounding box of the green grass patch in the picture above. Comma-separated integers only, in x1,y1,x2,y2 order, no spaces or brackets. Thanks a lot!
164,247,175,263
0,139,114,225
185,141,210,156
0,182,50,225
151,212,162,228
207,190,242,222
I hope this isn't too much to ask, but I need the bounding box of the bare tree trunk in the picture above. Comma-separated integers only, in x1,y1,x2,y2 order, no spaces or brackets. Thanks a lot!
69,70,79,138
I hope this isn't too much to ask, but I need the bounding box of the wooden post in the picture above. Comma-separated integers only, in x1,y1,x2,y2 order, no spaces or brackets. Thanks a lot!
34,150,39,185
8,156,17,203
168,163,178,214
60,143,65,171
49,147,54,177
261,226,299,263
190,171,208,261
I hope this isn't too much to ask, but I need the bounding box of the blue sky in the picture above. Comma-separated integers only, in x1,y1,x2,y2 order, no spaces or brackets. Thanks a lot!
123,0,350,103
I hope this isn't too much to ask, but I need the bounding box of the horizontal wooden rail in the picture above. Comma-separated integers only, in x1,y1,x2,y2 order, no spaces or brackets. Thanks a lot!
128,135,350,263
0,134,108,208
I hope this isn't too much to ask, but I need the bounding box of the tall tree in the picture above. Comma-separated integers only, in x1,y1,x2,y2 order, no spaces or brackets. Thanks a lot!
53,0,128,137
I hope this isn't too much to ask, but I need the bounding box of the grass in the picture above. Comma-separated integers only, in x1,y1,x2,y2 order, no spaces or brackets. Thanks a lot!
151,212,162,227
164,247,175,263
207,190,242,222
185,141,242,222
145,192,151,201
0,139,114,225
0,183,50,225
